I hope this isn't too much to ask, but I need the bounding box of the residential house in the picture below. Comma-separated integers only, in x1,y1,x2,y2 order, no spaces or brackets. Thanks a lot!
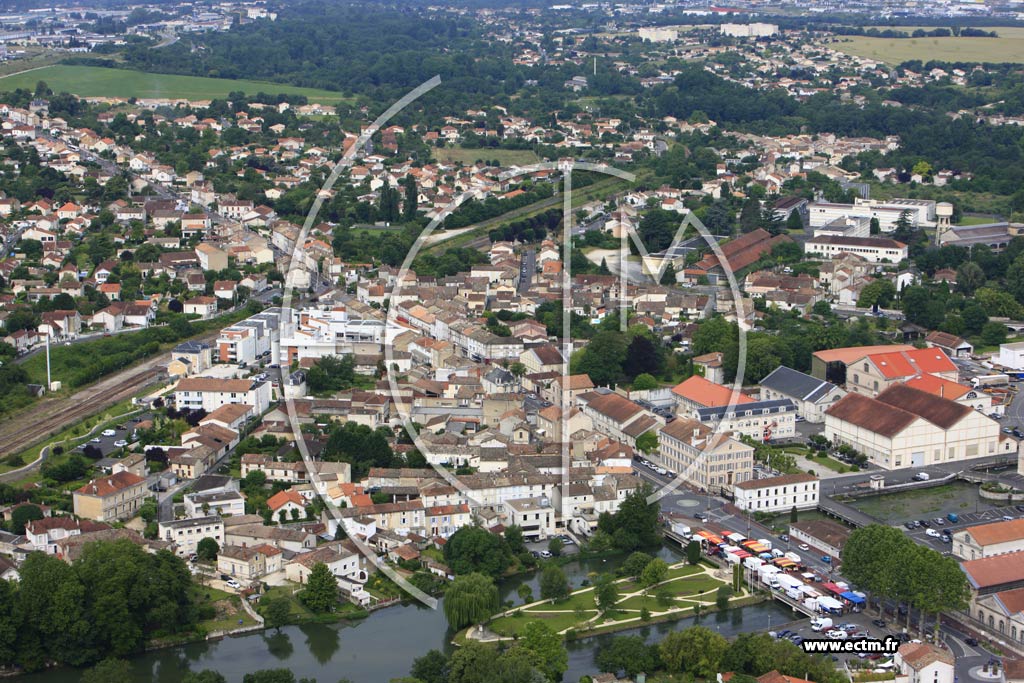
72,471,150,522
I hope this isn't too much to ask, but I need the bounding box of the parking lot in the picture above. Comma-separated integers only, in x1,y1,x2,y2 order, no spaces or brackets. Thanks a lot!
525,535,579,558
771,609,918,666
74,414,148,457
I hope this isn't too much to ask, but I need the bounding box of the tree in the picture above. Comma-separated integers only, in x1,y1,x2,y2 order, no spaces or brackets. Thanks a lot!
593,573,618,613
402,174,418,222
621,551,654,579
9,504,44,535
739,198,761,233
517,584,533,604
242,670,297,683
635,431,658,455
443,525,513,578
196,537,219,561
869,217,880,235
606,484,660,551
182,672,228,683
504,525,524,554
299,562,338,613
857,279,896,308
574,330,627,386
631,373,659,391
962,303,988,335
686,540,701,565
539,564,570,602
955,261,985,295
518,621,568,682
262,596,291,632
785,210,803,232
640,558,668,588
660,625,729,677
981,321,1007,346
81,658,133,683
411,650,449,683
443,573,499,630
789,506,798,524
547,537,563,557
596,636,656,678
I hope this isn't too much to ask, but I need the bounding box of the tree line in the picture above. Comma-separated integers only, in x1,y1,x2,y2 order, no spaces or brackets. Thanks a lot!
841,524,970,635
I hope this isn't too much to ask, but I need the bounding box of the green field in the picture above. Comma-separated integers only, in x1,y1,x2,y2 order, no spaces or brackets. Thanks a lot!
830,28,1024,65
0,65,350,103
434,146,540,167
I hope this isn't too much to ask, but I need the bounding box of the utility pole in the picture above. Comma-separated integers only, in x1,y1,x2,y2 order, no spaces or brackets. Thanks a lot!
45,331,51,391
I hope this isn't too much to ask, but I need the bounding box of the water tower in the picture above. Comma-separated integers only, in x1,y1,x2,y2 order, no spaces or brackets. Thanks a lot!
935,202,954,246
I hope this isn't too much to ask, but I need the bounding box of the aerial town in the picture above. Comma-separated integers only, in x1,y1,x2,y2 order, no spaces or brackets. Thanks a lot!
2,0,1024,682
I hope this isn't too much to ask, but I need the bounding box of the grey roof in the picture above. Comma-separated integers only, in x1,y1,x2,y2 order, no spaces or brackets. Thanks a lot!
174,340,211,353
696,398,797,421
484,366,515,384
760,365,838,404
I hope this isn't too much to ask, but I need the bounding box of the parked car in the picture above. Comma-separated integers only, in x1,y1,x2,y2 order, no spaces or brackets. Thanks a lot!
932,518,945,526
925,529,941,538
779,534,789,542
113,440,128,448
872,619,887,628
90,437,101,443
965,637,979,646
827,630,847,640
798,544,809,551
101,429,116,437
540,551,552,558
226,579,241,589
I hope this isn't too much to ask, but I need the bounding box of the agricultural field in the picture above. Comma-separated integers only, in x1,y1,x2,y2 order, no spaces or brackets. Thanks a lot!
433,146,540,167
0,65,350,103
828,28,1024,65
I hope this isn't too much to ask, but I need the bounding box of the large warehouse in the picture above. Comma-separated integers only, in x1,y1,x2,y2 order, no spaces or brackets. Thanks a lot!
824,384,1012,470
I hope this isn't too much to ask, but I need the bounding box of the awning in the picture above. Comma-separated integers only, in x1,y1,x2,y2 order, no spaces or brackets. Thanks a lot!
818,596,844,610
822,582,846,596
841,591,865,604
774,558,796,568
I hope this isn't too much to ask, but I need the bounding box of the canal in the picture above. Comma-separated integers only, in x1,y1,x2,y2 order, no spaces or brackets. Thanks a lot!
21,547,798,683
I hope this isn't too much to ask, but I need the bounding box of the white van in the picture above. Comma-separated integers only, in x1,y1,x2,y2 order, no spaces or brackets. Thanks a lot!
811,617,833,632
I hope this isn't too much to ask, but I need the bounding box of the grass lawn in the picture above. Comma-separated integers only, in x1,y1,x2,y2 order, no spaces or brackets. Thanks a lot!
433,147,540,167
488,564,729,638
958,215,1000,226
192,585,258,633
805,454,853,473
827,31,1024,64
490,610,592,636
0,65,350,103
261,584,314,620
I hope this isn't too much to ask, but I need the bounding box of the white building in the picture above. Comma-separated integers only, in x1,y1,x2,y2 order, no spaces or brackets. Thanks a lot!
999,342,1024,371
733,474,819,513
174,377,272,413
658,418,754,495
894,643,954,683
505,497,556,540
804,235,908,264
157,515,224,558
694,398,797,441
184,490,246,518
720,22,778,37
825,384,1013,470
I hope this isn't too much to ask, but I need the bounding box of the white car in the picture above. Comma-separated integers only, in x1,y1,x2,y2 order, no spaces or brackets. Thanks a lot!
113,440,128,448
226,579,241,589
101,429,116,437
827,629,848,640
798,544,810,551
925,528,941,538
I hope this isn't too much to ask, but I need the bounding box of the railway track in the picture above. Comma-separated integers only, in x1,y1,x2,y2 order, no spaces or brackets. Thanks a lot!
0,365,163,457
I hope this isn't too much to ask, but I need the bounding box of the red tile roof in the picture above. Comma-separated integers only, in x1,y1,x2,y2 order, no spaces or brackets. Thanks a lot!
671,375,754,408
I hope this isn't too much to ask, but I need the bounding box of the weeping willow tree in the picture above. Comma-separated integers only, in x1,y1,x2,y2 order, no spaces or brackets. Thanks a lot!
443,572,500,630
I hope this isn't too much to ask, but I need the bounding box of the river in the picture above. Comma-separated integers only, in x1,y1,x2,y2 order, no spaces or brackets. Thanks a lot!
21,548,799,683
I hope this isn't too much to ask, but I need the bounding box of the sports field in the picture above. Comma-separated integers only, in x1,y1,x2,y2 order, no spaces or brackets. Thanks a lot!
0,65,349,103
829,27,1024,65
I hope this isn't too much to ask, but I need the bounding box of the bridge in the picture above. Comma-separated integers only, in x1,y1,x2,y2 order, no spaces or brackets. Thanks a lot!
817,501,876,528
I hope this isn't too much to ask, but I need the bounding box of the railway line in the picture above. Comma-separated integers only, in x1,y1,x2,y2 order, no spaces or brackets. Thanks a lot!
0,364,164,458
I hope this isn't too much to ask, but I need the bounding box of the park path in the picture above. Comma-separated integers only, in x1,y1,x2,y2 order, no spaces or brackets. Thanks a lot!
485,560,744,639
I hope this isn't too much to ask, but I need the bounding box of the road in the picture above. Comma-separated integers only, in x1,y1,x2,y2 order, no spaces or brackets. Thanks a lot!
518,248,536,295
